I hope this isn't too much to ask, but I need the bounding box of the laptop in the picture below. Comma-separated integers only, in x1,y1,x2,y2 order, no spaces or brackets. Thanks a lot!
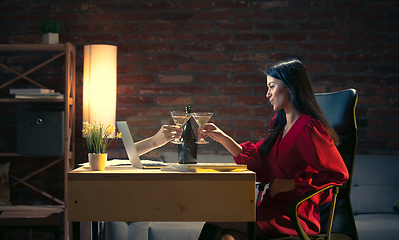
116,121,169,169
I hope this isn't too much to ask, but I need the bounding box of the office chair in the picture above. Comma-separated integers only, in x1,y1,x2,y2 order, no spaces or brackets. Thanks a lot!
257,88,359,240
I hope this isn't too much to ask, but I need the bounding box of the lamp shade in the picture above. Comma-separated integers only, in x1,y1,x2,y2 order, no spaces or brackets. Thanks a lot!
83,44,117,137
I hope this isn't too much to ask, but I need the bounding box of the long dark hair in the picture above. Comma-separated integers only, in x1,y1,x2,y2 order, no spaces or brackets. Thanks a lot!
259,59,339,156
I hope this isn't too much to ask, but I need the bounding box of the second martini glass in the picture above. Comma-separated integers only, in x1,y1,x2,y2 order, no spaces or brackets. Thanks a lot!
192,112,213,144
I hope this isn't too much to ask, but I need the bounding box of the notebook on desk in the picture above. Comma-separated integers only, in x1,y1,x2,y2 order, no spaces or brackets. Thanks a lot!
116,121,169,169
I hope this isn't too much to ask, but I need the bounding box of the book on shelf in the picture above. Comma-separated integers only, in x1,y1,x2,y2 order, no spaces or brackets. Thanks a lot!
15,92,64,100
10,88,55,94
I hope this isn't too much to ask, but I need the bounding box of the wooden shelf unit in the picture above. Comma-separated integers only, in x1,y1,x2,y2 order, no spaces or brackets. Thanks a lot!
0,42,76,240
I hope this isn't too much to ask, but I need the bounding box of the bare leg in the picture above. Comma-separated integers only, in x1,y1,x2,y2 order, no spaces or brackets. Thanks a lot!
207,222,265,240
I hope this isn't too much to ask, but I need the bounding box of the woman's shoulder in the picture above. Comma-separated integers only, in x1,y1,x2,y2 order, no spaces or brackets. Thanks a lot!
297,114,330,140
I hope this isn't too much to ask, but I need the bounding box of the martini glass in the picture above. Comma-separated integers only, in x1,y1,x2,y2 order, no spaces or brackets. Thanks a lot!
170,111,191,144
192,112,213,144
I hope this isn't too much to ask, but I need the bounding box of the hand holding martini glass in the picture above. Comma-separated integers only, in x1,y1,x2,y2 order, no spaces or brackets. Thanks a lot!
192,112,213,144
170,111,191,144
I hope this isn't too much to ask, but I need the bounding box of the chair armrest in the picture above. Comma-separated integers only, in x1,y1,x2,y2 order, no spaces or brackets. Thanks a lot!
286,184,341,240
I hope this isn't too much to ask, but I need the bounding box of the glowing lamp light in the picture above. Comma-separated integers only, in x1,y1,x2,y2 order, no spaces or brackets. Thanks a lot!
83,44,117,137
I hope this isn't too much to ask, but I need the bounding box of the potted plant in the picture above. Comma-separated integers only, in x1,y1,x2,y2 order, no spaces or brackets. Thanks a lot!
40,16,63,44
82,122,121,171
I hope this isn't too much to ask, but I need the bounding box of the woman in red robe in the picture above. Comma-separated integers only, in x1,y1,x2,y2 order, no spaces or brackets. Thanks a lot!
197,59,349,240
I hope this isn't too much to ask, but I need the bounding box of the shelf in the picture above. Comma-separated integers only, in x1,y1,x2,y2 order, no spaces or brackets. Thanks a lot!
0,99,64,103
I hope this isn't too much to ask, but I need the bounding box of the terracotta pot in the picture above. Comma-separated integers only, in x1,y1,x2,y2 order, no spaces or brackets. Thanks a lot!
88,153,107,171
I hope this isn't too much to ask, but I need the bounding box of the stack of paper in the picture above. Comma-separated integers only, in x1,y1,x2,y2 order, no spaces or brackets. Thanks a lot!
10,88,64,100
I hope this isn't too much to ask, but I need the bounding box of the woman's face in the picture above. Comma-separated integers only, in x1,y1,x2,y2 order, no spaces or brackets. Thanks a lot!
266,75,291,111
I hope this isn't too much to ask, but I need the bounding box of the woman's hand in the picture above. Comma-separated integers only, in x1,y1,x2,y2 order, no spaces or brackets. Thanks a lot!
202,123,227,143
269,179,296,198
153,125,183,147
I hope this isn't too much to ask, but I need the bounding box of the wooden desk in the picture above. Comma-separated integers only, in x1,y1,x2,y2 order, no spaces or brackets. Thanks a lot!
68,166,256,239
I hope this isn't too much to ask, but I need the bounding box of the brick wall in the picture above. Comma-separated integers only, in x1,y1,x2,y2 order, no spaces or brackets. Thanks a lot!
1,0,398,166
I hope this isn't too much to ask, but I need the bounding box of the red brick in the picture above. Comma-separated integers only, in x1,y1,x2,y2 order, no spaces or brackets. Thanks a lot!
384,54,399,62
311,33,346,41
118,75,154,84
0,5,24,12
116,108,137,117
370,44,399,52
233,53,268,62
273,12,307,20
194,96,230,105
0,25,25,34
219,64,254,72
214,1,249,9
118,96,154,105
197,33,231,42
66,24,101,32
234,119,268,128
180,64,215,72
139,87,174,95
330,2,363,9
391,97,399,106
348,76,382,84
178,23,214,31
121,33,156,42
127,118,155,127
117,85,136,94
138,129,158,138
178,43,213,51
272,33,307,41
84,13,118,22
387,13,399,21
346,54,380,62
304,64,331,72
66,3,99,11
357,140,385,150
233,96,267,105
140,2,174,9
216,44,252,51
159,75,193,83
234,74,265,84
139,43,173,52
367,2,399,9
235,33,270,41
28,4,58,12
116,44,137,52
83,34,118,42
367,119,385,127
138,108,171,117
298,23,330,31
156,97,192,105
216,86,251,94
293,43,328,52
256,43,287,51
216,107,253,116
142,65,176,73
217,22,253,31
196,53,230,62
369,107,399,117
254,1,289,9
332,64,367,73
253,128,269,139
389,119,399,127
178,2,212,9
388,141,399,149
350,12,383,20
159,33,194,41
158,54,192,62
331,44,366,52
141,23,176,32
309,54,343,62
234,12,269,20
358,96,387,105
311,75,346,84
255,23,273,31
335,23,367,32
293,2,324,8
104,23,138,32
159,12,194,21
118,65,139,73
197,11,231,20
311,12,346,20
372,86,399,95
8,15,42,23
196,75,230,83
120,54,155,63
350,34,385,42
177,86,213,95
367,129,399,138
121,12,157,21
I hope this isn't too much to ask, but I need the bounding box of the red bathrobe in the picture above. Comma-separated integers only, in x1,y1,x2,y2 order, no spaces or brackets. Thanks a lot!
234,114,349,237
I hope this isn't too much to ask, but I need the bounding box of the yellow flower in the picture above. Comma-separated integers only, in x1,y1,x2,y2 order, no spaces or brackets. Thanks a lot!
83,122,120,154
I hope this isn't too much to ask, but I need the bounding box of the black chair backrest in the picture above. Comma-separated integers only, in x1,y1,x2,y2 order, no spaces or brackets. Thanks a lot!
315,88,358,239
